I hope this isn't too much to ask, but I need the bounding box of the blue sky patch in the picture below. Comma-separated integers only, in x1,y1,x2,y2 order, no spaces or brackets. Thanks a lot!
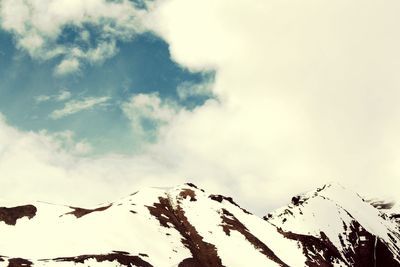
0,29,215,154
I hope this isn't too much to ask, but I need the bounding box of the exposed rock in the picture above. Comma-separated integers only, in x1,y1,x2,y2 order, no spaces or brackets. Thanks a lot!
179,189,197,202
209,194,251,214
277,228,344,266
64,204,112,218
147,196,224,267
52,252,152,267
0,205,37,226
220,208,288,267
7,258,33,267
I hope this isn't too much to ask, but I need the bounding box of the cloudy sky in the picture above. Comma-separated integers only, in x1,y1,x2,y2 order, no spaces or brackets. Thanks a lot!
1,0,400,214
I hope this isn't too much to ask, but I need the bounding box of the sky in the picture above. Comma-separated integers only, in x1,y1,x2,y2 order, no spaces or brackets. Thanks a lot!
1,0,400,215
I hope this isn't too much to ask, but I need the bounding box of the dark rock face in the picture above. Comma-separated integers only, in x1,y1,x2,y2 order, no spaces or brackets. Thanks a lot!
209,194,251,214
220,209,288,267
147,196,224,267
64,204,112,218
178,258,205,267
209,195,238,206
185,183,205,192
277,228,344,266
51,252,152,267
7,258,33,267
343,220,400,267
368,200,396,210
0,205,37,225
179,189,197,202
291,196,302,206
277,224,400,267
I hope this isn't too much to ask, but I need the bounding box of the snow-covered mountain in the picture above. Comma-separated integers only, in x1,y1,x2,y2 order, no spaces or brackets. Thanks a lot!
265,183,400,267
0,183,399,267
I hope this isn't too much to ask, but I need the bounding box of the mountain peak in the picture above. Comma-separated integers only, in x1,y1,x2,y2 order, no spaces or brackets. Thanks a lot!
265,183,400,266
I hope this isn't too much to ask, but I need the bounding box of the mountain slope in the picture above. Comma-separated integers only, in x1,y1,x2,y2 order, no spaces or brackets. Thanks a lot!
0,183,305,267
265,183,400,266
0,183,399,266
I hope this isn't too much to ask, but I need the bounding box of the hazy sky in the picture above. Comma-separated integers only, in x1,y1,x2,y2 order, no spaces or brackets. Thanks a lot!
1,0,400,214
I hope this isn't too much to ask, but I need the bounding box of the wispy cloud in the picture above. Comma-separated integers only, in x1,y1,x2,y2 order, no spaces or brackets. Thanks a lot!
35,95,51,103
122,93,177,141
35,90,72,103
177,80,214,100
50,96,110,119
56,90,72,101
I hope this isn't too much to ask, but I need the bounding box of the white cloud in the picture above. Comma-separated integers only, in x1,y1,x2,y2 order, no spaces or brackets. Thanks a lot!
0,0,147,75
56,90,72,101
85,40,117,64
142,0,400,211
50,96,110,119
0,113,186,206
122,93,177,140
39,130,92,155
0,115,132,205
54,58,80,76
177,80,214,100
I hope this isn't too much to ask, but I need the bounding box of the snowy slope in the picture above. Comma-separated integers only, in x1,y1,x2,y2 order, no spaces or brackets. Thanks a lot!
265,183,400,266
0,183,399,267
0,187,191,267
0,183,305,267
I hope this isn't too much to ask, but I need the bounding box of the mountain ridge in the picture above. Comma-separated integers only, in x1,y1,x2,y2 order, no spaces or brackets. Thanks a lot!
0,183,399,267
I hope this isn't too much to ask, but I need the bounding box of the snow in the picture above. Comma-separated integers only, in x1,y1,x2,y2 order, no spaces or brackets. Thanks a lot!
1,183,398,266
0,187,191,267
267,183,400,264
169,185,306,267
169,187,280,267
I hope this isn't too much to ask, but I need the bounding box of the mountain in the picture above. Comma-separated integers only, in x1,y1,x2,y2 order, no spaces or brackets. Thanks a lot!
0,183,399,267
265,183,400,266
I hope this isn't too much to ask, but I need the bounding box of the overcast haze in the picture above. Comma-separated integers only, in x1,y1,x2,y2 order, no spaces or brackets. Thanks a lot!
0,0,400,214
